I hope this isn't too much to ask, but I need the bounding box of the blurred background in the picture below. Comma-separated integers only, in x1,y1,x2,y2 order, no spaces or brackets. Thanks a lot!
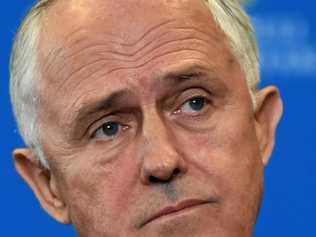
1,0,315,236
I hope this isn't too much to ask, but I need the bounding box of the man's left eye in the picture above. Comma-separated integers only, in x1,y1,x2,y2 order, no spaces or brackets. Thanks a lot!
181,96,207,113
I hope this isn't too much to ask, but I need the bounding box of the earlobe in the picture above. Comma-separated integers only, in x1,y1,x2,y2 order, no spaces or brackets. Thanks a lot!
254,86,283,166
13,149,71,224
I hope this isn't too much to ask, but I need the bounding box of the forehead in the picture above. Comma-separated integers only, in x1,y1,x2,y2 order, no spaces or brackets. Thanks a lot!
40,0,225,57
38,0,234,90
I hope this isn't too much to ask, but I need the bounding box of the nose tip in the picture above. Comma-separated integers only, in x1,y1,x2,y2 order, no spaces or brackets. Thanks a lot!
148,167,181,183
140,154,188,185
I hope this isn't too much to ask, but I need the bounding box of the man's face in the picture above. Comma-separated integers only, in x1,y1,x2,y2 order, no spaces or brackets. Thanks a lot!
18,0,281,236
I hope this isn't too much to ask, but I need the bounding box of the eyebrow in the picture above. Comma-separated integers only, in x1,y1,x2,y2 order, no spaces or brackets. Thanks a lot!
74,90,133,124
158,64,217,87
72,64,225,125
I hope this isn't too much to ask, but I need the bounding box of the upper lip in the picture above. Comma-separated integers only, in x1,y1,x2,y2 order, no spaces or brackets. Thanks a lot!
142,199,215,227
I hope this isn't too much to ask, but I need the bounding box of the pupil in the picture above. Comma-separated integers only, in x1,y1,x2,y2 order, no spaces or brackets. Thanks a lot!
102,122,119,136
189,97,205,111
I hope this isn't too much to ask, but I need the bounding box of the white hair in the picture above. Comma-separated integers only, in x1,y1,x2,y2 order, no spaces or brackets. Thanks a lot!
10,0,260,168
205,0,260,95
10,0,53,168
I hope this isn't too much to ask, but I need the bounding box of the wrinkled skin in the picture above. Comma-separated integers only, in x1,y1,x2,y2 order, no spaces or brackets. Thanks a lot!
13,0,283,237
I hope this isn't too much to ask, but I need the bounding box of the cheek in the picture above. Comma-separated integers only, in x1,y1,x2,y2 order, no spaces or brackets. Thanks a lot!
176,111,264,229
56,143,140,235
177,112,261,176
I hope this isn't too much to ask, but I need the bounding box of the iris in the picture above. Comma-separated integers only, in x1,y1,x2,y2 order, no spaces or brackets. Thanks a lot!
102,122,119,137
188,97,205,111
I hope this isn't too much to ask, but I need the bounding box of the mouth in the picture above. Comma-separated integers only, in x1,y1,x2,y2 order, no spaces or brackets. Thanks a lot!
141,198,217,227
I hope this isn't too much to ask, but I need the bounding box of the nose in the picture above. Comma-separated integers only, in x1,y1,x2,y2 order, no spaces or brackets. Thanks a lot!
139,112,188,185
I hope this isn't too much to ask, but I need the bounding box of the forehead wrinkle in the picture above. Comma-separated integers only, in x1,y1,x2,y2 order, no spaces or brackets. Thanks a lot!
41,26,92,75
41,19,175,74
53,58,109,94
61,30,177,63
41,25,126,80
42,27,86,68
62,31,213,80
89,47,218,80
128,34,221,63
47,22,208,73
42,13,220,79
60,57,213,104
65,21,220,61
77,33,220,81
59,36,214,86
48,31,219,93
173,26,224,42
111,19,176,47
59,20,177,60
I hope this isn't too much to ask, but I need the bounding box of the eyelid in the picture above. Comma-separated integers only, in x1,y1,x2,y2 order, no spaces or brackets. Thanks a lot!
175,88,211,107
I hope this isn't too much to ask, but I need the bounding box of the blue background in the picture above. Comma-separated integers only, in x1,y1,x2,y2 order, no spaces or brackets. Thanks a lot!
1,0,315,236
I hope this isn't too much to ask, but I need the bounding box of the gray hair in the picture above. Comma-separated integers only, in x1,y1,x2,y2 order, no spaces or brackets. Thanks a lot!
10,0,260,168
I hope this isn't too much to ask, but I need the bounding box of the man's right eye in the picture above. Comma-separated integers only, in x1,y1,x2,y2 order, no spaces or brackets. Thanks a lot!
92,121,123,140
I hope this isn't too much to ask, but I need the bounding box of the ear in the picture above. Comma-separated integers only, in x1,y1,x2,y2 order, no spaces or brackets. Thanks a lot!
254,86,283,166
13,148,71,224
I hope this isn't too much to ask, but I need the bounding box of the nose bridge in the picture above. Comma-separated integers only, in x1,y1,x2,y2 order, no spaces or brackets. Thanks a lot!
142,107,175,156
140,108,187,184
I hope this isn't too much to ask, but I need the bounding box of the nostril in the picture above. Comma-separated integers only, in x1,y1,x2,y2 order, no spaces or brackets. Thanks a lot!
149,175,161,183
148,168,181,184
173,168,180,177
